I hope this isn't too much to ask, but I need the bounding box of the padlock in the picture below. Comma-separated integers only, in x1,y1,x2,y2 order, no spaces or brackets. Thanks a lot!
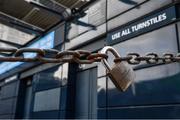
100,46,135,91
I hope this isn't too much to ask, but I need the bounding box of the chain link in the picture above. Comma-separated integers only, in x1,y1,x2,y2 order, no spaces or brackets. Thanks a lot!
0,47,180,64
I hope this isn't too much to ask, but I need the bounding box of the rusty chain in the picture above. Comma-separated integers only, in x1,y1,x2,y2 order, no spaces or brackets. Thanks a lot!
0,47,108,64
114,52,180,64
0,47,180,64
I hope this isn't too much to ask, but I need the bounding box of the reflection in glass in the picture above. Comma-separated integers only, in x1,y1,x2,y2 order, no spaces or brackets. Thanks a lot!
53,66,62,81
33,64,69,91
107,64,180,107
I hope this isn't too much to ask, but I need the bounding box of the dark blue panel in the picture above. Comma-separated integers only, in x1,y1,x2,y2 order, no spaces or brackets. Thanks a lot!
97,78,107,108
98,109,106,119
107,105,180,119
67,111,74,119
1,81,19,99
31,111,59,119
0,114,14,119
75,115,89,119
59,111,66,119
108,73,180,107
59,111,74,119
0,98,17,115
65,85,76,111
60,87,67,110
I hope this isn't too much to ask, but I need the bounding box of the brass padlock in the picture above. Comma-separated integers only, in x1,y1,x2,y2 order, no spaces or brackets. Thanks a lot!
101,46,135,91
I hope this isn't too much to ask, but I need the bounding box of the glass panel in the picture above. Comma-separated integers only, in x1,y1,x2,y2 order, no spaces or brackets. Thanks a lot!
33,66,62,91
33,88,60,112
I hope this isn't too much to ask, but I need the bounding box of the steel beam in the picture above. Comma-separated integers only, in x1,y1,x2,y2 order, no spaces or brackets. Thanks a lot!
0,39,22,48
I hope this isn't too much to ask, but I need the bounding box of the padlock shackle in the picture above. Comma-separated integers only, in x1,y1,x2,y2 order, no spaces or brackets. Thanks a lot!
101,46,121,58
100,46,121,71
